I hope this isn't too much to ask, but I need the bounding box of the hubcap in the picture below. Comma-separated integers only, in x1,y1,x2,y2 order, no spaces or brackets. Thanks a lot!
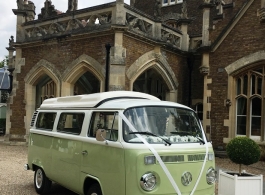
35,169,43,189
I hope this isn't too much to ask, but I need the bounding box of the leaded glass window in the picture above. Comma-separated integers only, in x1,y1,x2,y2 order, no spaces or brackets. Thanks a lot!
235,66,264,138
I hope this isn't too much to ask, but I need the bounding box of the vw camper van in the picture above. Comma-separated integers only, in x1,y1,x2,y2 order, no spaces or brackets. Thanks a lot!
25,91,216,195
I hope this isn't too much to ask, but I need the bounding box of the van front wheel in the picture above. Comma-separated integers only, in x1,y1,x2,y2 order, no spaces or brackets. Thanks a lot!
34,167,51,194
86,184,102,195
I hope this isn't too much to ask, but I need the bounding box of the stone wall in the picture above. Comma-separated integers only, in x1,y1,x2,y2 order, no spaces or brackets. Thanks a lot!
209,0,265,147
9,34,114,137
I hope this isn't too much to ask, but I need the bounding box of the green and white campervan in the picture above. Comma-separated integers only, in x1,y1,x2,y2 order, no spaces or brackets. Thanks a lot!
25,91,216,195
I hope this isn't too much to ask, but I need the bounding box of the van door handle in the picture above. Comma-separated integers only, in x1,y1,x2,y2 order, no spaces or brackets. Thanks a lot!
82,150,88,155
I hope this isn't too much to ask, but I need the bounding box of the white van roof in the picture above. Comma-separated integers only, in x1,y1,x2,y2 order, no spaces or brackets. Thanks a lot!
39,91,160,109
99,98,191,110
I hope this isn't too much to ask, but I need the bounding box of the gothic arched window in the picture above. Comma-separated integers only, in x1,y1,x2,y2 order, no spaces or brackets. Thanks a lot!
235,67,264,138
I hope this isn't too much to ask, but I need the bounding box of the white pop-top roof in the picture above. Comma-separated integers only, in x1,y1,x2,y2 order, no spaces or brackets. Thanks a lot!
39,91,161,109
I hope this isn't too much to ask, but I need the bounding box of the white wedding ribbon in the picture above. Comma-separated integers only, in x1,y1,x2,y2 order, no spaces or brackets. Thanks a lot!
119,112,209,195
119,112,182,194
190,121,209,195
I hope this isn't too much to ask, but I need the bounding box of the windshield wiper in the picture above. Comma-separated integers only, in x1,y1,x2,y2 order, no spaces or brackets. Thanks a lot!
196,136,205,145
129,131,171,146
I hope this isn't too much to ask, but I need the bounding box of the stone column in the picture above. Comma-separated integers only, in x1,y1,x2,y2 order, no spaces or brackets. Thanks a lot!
61,82,74,96
200,3,214,47
262,0,265,8
112,0,126,25
4,39,16,143
166,90,178,102
24,82,35,143
109,31,126,91
199,2,214,138
152,21,161,40
6,36,16,70
10,49,26,144
108,1,127,91
177,19,192,51
12,10,26,43
13,1,36,42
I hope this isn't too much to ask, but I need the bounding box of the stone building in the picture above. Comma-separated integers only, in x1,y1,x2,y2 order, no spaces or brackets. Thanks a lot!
4,0,265,149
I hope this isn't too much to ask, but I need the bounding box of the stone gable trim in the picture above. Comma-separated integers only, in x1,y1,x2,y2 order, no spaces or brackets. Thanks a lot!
225,50,265,75
24,59,61,85
126,50,178,90
62,54,105,83
211,0,254,52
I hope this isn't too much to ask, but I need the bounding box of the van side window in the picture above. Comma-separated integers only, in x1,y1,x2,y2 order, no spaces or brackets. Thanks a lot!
57,113,84,135
36,112,56,130
89,112,118,141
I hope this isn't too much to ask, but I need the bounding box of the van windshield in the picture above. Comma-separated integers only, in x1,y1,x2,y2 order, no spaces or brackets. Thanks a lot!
123,106,204,144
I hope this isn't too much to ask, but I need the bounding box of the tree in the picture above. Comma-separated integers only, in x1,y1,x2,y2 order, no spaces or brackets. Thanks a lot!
226,137,261,175
0,56,9,68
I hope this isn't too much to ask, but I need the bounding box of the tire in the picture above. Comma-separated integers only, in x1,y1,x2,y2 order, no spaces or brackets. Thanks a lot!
86,183,102,195
34,167,52,194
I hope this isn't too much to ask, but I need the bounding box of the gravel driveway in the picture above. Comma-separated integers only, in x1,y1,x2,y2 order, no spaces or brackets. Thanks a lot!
0,142,77,195
1,138,265,195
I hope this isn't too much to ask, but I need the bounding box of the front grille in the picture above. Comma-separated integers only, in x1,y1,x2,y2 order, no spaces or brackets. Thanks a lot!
188,154,205,162
160,155,184,163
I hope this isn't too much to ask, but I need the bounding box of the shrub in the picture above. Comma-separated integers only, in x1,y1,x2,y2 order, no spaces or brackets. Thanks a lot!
226,137,260,175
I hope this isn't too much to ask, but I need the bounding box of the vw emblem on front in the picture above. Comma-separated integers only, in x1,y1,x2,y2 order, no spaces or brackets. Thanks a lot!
181,172,192,186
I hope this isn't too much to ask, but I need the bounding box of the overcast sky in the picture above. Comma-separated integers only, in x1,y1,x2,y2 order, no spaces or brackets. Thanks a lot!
0,0,130,62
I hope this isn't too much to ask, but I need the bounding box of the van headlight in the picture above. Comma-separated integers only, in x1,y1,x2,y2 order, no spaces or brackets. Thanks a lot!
206,167,216,185
140,172,156,191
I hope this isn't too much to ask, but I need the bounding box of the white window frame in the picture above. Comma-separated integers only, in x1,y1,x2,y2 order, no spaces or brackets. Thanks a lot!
162,0,183,7
170,0,176,5
235,67,265,140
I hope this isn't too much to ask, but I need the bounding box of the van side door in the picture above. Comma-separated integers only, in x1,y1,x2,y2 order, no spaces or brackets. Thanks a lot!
51,112,85,193
80,112,125,195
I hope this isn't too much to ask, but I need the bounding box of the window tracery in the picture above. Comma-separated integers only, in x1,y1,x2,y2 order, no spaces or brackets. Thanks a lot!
235,66,265,138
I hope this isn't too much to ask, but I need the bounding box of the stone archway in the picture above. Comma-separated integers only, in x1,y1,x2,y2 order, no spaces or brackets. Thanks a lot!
24,59,60,137
127,51,178,101
62,54,105,96
225,51,265,75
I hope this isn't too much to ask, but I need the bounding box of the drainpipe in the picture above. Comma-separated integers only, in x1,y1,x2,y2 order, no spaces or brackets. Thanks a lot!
105,43,111,92
187,54,194,107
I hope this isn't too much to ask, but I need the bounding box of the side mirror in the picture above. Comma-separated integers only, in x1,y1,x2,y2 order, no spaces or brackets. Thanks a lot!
96,129,107,142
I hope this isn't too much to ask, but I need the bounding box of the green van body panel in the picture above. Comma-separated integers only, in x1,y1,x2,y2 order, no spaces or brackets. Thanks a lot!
51,137,83,194
28,133,53,173
124,148,215,195
81,140,125,195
